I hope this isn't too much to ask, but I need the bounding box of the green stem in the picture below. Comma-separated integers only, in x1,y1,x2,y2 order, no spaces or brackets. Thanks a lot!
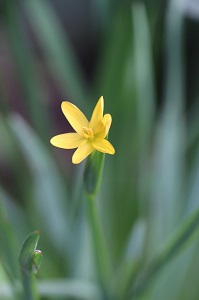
19,231,41,300
86,193,111,297
84,149,112,297
22,273,39,300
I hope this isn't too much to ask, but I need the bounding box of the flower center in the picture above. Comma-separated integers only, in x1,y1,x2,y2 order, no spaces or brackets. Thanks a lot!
82,127,94,139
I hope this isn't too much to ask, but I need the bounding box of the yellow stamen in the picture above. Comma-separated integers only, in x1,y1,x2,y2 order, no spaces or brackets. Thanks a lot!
82,127,94,139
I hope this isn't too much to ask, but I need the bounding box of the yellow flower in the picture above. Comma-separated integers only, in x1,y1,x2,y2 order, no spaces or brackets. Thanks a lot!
50,96,115,164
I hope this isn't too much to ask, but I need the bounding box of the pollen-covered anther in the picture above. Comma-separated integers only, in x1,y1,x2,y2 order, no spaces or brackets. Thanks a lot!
82,127,94,139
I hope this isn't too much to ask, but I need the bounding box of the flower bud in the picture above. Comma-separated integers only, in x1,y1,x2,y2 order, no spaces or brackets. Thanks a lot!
19,231,42,275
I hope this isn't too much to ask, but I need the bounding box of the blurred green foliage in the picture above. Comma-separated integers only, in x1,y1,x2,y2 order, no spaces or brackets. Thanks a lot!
1,0,199,299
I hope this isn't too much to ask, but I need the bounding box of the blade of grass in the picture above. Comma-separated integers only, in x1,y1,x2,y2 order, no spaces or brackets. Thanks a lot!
4,0,50,139
0,186,30,241
111,219,147,300
130,208,199,298
8,114,72,261
143,3,186,299
146,0,185,254
23,0,89,103
131,1,156,218
0,115,32,206
132,1,155,150
94,3,131,106
0,196,21,299
173,138,199,299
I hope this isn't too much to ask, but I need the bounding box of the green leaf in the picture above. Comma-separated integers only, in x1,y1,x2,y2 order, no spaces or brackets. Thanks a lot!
0,197,18,279
130,209,199,298
9,114,71,256
132,1,155,149
23,0,89,102
4,1,50,138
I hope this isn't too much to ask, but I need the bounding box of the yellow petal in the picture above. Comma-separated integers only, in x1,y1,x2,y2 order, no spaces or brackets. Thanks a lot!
72,140,94,164
50,133,84,149
61,102,89,135
92,138,115,154
96,114,112,138
89,96,104,133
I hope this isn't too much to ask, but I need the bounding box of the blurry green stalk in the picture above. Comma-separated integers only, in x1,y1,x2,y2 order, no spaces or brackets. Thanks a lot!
19,231,42,300
84,150,111,296
22,274,39,300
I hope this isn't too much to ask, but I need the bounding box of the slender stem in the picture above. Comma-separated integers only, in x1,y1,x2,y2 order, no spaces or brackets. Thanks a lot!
84,149,111,298
86,193,111,296
22,273,39,300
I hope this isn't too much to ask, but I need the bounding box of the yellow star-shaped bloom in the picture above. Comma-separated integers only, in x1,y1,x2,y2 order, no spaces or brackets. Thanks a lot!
50,96,115,164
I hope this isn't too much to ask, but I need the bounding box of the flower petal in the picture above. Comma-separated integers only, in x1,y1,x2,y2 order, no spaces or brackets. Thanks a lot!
50,133,84,149
72,140,94,164
89,96,104,133
61,102,89,134
96,114,112,138
92,138,115,154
